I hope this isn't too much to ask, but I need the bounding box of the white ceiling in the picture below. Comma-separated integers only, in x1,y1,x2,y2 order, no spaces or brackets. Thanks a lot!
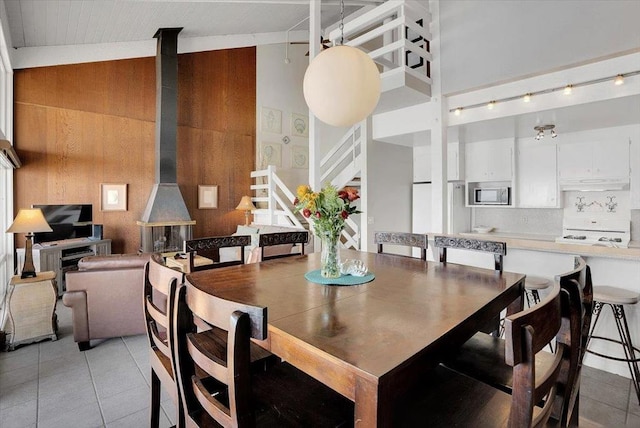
2,0,639,142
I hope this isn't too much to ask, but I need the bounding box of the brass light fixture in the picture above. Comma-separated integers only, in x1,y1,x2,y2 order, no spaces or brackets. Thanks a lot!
235,196,257,226
7,209,52,278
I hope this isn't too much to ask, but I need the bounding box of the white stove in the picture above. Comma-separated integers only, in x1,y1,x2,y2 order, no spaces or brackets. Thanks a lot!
555,218,630,248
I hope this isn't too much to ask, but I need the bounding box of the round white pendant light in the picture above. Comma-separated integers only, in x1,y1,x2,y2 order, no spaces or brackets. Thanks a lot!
303,45,381,127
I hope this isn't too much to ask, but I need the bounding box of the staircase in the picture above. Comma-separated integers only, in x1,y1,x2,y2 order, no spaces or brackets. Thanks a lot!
251,0,432,252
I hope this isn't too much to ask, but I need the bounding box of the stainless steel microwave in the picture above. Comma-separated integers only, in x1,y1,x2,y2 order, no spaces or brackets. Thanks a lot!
474,187,510,205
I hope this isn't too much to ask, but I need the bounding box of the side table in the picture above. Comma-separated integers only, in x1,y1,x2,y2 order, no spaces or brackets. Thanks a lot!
6,271,58,350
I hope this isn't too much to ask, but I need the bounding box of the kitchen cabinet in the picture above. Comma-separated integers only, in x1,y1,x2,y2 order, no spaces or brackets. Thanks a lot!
631,139,640,209
558,140,630,182
465,138,514,183
517,140,559,208
412,142,464,182
17,239,111,296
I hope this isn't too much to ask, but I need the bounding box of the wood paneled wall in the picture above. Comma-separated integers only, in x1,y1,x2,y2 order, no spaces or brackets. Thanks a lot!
14,48,256,254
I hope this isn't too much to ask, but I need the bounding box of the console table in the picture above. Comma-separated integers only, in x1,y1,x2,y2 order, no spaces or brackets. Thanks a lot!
5,271,58,350
16,238,111,296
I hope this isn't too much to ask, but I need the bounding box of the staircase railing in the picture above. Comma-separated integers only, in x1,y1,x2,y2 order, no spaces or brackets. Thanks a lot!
250,164,361,250
250,165,304,229
320,120,364,189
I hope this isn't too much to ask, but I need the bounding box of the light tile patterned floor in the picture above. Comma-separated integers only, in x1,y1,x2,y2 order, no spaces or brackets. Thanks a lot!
1,301,639,427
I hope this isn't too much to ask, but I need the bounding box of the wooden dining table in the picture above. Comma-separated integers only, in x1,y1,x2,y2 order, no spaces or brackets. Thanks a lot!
185,249,525,427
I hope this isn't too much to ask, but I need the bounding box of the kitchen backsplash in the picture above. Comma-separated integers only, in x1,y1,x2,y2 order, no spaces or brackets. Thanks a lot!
473,208,563,236
472,192,639,243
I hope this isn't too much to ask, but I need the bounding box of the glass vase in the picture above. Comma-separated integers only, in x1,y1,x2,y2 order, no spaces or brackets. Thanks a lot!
320,232,341,278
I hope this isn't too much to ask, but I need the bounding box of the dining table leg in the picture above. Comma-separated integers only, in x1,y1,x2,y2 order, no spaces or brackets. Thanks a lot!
354,376,393,427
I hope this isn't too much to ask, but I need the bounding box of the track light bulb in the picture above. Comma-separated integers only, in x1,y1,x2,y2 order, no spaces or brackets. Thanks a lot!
487,101,495,110
564,85,573,95
614,74,624,85
454,108,461,116
523,93,531,103
551,129,557,138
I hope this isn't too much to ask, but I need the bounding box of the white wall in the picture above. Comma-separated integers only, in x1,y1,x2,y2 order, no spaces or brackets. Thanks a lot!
256,43,309,191
365,140,413,252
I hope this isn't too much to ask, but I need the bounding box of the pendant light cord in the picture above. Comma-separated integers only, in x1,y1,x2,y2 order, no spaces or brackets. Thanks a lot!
339,0,344,45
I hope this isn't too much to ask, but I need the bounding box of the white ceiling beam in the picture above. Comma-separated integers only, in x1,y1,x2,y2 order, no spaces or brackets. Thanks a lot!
11,29,309,69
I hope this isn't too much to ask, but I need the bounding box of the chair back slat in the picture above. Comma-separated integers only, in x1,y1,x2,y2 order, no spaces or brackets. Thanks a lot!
374,232,428,260
550,256,593,426
144,253,184,354
185,235,251,272
505,282,564,428
143,253,185,426
259,231,309,261
434,235,507,272
173,283,265,427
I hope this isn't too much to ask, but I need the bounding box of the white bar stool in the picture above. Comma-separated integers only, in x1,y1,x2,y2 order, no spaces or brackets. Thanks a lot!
585,285,640,404
524,276,551,307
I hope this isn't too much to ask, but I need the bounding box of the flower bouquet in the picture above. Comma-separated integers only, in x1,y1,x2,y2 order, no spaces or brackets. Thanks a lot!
294,184,361,278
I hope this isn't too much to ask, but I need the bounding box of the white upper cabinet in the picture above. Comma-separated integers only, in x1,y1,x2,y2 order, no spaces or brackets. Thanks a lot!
631,139,640,209
465,138,514,183
557,140,630,182
516,140,559,208
448,142,464,181
412,142,464,182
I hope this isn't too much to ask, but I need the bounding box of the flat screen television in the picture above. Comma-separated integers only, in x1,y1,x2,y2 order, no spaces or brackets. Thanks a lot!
32,204,93,244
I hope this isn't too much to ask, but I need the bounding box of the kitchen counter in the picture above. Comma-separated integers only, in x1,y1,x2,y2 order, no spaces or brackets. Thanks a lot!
454,232,640,261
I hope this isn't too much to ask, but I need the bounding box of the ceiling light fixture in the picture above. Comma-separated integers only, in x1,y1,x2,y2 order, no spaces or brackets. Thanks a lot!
563,84,573,95
614,74,624,85
487,101,495,110
449,70,640,116
303,0,381,127
534,124,557,141
454,108,462,116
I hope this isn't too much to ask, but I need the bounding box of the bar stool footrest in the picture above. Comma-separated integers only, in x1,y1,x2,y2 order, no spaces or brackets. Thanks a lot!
586,335,640,363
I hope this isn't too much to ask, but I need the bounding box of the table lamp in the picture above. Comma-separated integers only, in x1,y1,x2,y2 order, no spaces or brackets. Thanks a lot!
6,208,52,278
235,196,256,226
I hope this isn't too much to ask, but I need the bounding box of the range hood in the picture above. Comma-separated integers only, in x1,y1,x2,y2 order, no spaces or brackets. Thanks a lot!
559,178,630,192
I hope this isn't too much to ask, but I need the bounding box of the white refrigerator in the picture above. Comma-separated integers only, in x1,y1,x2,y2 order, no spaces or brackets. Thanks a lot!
412,182,470,257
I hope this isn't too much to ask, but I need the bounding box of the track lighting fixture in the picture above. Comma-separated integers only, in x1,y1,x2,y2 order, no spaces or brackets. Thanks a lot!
534,124,557,140
450,70,639,116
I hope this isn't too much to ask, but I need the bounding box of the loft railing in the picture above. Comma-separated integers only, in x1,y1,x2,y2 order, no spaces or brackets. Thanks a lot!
327,0,432,95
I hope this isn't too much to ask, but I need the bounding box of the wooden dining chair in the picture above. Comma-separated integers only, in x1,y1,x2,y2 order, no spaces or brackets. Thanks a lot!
172,280,354,427
374,231,428,261
395,281,565,427
433,235,507,272
144,253,185,428
441,256,592,427
184,235,251,272
259,230,309,261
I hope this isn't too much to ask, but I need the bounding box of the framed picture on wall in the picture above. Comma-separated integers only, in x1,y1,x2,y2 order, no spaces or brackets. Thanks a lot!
291,145,309,169
100,183,127,211
198,185,218,209
260,142,282,168
261,107,282,133
291,113,309,137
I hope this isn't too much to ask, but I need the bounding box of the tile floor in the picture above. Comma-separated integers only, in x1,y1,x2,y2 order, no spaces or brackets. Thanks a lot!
1,302,639,428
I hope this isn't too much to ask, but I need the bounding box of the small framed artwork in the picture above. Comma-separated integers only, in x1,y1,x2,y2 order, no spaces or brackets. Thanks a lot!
291,113,309,137
261,107,282,133
261,142,282,168
101,183,127,211
291,145,309,169
198,185,218,209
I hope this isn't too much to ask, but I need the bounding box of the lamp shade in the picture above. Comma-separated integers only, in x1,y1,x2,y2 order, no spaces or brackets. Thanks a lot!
235,196,256,211
303,45,381,127
6,208,52,233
